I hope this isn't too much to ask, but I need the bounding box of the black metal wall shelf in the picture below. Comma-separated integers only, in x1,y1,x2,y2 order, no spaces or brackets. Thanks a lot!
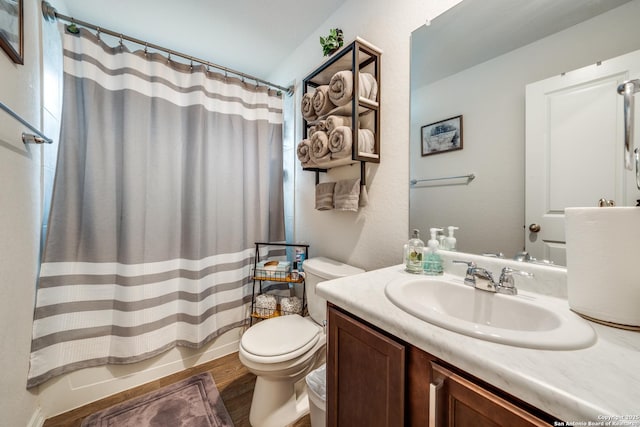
302,37,382,187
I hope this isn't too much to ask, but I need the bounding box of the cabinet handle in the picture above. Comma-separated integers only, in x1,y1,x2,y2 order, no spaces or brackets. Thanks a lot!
429,380,443,427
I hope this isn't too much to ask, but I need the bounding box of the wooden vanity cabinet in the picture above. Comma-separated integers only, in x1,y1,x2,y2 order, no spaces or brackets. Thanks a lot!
327,303,405,426
327,304,556,427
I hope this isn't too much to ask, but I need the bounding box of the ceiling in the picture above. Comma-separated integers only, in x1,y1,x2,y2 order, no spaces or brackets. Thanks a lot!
51,0,347,84
411,0,633,89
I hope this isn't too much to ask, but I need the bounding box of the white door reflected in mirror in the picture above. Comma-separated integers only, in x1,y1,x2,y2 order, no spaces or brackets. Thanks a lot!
525,49,640,264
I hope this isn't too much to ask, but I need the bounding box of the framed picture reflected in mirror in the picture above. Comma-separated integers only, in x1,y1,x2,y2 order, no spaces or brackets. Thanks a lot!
421,115,463,156
0,0,23,64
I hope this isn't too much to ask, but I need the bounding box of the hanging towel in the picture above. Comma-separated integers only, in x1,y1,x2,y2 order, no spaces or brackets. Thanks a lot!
297,139,312,164
334,178,361,212
312,85,336,116
316,182,336,210
310,131,331,164
328,126,353,159
328,71,378,107
359,183,369,208
302,92,317,122
326,115,353,133
358,129,375,155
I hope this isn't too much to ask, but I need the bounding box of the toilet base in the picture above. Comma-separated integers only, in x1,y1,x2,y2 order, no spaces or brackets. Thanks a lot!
249,376,310,427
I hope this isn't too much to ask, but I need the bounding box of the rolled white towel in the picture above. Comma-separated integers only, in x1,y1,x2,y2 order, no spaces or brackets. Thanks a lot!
328,126,353,159
255,294,277,317
297,139,311,164
328,71,378,107
312,85,335,117
326,115,353,133
359,110,375,132
281,296,303,315
302,92,317,122
358,129,375,154
310,131,331,163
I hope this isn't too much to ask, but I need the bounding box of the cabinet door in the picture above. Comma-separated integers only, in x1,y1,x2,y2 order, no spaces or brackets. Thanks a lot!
430,362,549,427
327,306,405,427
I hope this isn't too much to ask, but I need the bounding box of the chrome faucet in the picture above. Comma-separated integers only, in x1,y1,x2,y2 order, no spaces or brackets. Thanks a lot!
453,261,533,295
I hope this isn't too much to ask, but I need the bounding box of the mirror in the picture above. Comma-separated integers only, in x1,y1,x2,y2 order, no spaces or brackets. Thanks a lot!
409,0,640,264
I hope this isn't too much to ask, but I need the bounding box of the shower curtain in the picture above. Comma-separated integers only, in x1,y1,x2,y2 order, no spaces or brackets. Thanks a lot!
27,28,284,388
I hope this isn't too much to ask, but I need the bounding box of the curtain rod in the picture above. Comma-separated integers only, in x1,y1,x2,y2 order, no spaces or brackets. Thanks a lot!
41,1,294,96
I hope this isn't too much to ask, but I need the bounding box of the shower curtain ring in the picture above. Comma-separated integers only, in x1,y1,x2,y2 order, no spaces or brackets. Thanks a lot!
119,34,124,49
96,28,101,40
167,53,171,63
190,61,193,72
144,43,148,56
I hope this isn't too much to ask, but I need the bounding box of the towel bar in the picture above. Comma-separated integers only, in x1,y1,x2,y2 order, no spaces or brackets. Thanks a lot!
410,173,475,185
0,101,53,144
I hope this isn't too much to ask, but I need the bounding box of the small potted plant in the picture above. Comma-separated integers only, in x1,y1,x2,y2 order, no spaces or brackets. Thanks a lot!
320,28,344,56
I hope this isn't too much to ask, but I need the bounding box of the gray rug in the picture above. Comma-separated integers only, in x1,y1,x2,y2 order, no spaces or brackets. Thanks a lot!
81,373,234,427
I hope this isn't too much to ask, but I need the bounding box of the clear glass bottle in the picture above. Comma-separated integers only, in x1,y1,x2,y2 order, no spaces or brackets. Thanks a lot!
405,229,424,274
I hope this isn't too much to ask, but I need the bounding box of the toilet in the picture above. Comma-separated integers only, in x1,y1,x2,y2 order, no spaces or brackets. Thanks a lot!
239,257,364,427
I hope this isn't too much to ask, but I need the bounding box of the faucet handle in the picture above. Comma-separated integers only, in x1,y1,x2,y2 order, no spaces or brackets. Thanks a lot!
498,267,534,295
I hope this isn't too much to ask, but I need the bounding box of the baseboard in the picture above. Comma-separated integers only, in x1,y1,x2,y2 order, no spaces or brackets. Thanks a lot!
27,407,45,427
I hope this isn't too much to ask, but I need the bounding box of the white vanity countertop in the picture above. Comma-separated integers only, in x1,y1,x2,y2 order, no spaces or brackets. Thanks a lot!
316,264,640,424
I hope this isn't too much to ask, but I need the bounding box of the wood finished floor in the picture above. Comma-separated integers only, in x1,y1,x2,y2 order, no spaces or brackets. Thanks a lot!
43,352,311,427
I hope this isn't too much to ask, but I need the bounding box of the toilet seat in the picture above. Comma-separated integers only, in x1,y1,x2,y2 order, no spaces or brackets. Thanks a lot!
241,315,322,364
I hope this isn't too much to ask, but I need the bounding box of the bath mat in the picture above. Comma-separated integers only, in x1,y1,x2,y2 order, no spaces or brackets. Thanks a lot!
81,373,234,427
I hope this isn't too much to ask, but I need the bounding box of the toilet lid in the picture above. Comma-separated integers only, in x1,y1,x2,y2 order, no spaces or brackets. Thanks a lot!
241,315,321,358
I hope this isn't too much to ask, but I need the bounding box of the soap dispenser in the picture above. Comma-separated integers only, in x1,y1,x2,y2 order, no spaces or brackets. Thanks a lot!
444,226,459,251
423,228,444,276
404,229,424,274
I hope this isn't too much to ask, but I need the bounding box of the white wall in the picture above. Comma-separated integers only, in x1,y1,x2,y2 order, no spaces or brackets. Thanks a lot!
409,0,640,257
269,0,463,271
0,1,46,425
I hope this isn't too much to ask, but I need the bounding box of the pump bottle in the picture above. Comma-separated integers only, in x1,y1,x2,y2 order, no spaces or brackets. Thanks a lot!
423,228,444,275
444,226,459,251
404,229,424,274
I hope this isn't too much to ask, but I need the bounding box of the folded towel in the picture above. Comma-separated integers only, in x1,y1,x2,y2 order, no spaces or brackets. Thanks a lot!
359,110,375,132
328,126,353,159
328,71,378,107
316,182,336,210
312,85,336,116
359,183,369,208
358,129,375,154
302,92,317,122
326,115,353,133
297,139,312,164
281,296,303,315
334,178,361,212
255,294,277,317
310,131,330,163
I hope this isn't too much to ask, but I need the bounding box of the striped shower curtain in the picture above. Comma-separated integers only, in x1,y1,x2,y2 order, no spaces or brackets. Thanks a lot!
27,28,284,387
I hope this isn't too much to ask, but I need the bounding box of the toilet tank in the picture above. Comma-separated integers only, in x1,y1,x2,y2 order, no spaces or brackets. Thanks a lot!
303,257,364,324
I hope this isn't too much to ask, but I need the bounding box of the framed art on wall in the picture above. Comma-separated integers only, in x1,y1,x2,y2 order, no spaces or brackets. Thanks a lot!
421,115,463,156
0,0,23,64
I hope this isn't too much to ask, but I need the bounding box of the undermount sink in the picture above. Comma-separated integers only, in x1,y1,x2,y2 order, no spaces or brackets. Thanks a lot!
384,274,596,350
